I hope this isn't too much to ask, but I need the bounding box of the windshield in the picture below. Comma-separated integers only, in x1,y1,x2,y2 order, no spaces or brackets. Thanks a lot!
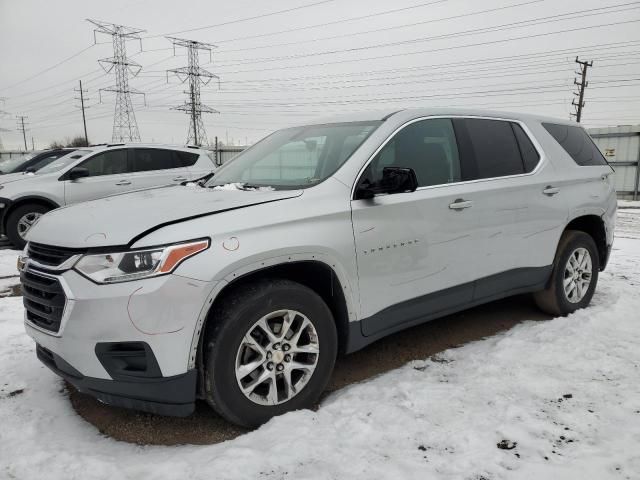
36,149,92,175
0,152,38,174
206,121,381,189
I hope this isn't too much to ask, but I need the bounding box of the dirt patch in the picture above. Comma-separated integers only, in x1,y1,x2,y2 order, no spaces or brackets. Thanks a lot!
68,294,550,445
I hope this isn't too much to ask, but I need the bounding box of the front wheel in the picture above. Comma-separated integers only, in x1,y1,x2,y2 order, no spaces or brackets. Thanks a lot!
5,203,51,249
203,279,337,428
534,230,599,316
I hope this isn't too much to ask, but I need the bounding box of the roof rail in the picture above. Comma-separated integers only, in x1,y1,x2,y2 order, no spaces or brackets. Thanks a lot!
186,145,200,149
106,143,125,147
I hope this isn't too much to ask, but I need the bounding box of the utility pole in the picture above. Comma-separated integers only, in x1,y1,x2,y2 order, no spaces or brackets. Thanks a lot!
0,99,9,149
88,19,145,142
31,137,35,150
75,80,89,146
16,115,28,151
571,57,593,123
166,36,219,146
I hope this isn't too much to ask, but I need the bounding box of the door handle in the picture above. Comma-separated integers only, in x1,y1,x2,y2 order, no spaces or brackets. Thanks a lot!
115,180,132,186
173,177,188,182
542,186,560,196
449,199,474,210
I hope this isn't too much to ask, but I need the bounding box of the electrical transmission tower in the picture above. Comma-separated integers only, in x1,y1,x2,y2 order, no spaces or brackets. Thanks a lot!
88,19,145,142
16,115,28,151
166,37,219,146
571,57,593,123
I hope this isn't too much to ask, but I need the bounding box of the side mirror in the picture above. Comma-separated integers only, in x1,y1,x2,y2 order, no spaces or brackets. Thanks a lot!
68,167,90,181
24,166,37,173
355,167,418,199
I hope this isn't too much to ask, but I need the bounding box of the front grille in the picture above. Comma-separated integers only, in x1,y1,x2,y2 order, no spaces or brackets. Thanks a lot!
21,270,66,333
28,242,85,268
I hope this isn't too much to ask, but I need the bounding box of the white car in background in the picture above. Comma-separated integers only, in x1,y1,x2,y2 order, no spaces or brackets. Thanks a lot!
0,144,215,247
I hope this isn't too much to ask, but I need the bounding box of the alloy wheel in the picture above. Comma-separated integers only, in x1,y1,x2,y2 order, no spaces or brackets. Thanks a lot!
563,247,593,303
17,212,42,239
235,309,320,406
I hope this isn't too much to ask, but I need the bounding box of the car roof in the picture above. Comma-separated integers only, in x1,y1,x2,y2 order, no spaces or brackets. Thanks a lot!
305,108,577,127
80,144,209,154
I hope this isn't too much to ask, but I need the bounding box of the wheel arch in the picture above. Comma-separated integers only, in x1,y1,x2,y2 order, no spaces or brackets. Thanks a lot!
191,258,357,396
564,214,607,270
2,196,60,232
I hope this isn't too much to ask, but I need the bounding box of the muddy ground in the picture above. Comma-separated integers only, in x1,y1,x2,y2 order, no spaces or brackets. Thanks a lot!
68,294,549,446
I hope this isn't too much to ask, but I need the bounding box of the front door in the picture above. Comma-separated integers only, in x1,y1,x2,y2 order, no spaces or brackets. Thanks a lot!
63,148,134,205
351,118,482,336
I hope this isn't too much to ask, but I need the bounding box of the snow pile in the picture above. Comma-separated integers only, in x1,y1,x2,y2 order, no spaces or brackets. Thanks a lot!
210,182,275,192
1,238,640,478
618,200,640,209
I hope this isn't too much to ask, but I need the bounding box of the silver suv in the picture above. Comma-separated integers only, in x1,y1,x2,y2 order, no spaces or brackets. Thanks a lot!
0,144,215,247
20,109,616,427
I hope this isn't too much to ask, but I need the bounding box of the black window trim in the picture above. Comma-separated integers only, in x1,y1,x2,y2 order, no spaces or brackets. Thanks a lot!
130,147,190,173
351,115,546,200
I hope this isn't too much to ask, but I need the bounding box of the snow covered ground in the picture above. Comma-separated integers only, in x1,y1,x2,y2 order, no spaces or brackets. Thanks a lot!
1,217,640,479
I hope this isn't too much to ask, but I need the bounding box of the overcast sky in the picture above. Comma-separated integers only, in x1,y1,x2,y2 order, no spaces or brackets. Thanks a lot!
0,0,639,150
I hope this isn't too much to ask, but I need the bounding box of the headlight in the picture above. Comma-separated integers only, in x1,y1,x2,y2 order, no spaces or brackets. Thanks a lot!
74,239,209,284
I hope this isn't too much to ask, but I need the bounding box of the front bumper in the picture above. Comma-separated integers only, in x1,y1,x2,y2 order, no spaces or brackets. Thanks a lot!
23,263,216,416
37,344,197,416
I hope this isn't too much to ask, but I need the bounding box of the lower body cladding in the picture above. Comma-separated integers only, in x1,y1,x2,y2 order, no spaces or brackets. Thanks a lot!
23,266,215,416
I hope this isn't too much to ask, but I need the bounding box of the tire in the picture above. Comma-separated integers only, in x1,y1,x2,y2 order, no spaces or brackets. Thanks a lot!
534,230,600,316
6,203,51,249
203,278,337,428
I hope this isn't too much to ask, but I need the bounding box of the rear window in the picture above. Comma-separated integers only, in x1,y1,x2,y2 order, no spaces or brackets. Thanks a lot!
542,123,608,166
174,151,199,167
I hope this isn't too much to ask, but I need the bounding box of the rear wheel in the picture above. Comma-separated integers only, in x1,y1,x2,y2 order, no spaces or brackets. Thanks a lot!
534,230,599,316
6,203,50,249
203,278,337,428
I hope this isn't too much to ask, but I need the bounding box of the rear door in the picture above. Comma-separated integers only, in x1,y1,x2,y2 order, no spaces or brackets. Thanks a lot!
63,149,133,205
128,148,191,189
541,122,615,224
449,117,568,296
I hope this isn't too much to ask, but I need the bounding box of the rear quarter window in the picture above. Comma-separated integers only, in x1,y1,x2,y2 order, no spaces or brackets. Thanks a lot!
174,151,200,167
542,123,608,166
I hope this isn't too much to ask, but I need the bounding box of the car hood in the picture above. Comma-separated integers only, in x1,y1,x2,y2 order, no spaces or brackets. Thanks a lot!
27,185,303,248
0,172,39,184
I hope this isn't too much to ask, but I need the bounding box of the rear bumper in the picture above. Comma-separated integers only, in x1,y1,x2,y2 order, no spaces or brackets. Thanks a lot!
36,344,196,416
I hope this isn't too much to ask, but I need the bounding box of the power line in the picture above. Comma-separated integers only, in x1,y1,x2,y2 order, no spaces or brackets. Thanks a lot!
219,0,551,54
145,0,338,39
213,18,640,75
212,0,450,44
214,7,640,67
0,45,95,92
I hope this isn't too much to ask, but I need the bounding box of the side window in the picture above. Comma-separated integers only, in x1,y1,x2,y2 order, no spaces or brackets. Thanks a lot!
174,151,199,167
362,118,461,188
79,149,128,177
455,118,524,179
131,149,178,172
512,123,540,173
542,123,608,166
